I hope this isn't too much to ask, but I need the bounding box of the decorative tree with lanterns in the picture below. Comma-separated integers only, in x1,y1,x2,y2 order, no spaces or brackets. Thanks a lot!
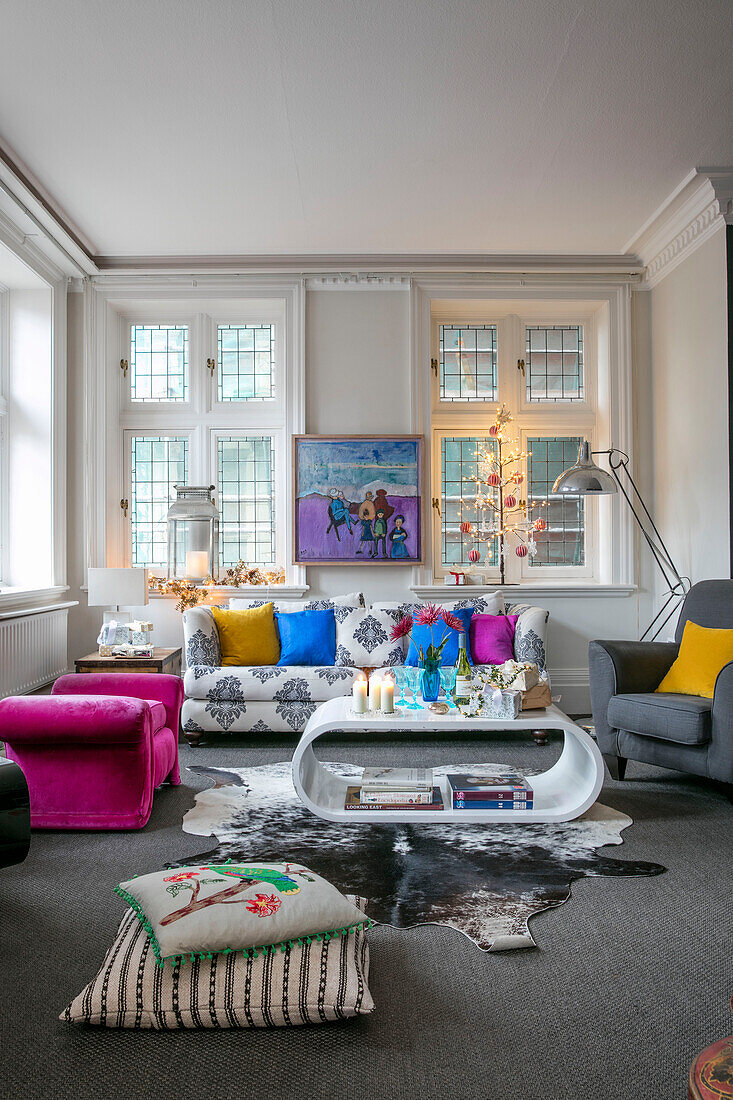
460,404,548,584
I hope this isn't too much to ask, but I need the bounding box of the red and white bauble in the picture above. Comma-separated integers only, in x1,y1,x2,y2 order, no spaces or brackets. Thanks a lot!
468,548,481,563
515,543,529,558
489,424,499,437
459,520,473,534
487,473,501,486
534,518,547,532
510,471,524,485
503,494,517,508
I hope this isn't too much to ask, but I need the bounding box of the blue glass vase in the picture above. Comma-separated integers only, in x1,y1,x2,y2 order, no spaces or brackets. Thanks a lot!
419,657,441,703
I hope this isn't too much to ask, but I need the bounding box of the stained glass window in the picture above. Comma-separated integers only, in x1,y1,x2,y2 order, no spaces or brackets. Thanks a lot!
526,325,583,402
217,436,276,567
217,324,275,401
130,435,188,567
130,325,188,402
440,436,499,567
439,324,497,402
527,437,584,565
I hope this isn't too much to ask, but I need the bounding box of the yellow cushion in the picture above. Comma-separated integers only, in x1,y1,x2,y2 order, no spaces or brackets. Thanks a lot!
211,604,280,667
655,620,733,699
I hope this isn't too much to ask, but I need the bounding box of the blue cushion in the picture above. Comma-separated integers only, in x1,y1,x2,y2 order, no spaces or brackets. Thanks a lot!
405,607,474,667
275,609,336,666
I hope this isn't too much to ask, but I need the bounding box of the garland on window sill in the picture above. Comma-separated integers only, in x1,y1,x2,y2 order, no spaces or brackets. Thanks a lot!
148,563,286,612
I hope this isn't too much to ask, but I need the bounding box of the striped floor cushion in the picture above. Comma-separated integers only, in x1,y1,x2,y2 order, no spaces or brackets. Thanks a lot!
62,899,373,1028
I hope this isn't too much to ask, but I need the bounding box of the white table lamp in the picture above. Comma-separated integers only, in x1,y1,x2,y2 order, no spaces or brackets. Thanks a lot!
88,567,149,625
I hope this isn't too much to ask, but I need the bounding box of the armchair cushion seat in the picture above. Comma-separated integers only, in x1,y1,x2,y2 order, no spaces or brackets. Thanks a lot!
608,692,712,746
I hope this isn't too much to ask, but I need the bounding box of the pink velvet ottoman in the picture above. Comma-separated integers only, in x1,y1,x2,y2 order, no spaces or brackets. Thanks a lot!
0,673,183,830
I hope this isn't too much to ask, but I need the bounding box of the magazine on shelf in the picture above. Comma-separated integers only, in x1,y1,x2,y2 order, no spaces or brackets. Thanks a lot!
360,788,434,804
453,798,534,810
360,767,434,792
345,786,444,811
446,773,534,799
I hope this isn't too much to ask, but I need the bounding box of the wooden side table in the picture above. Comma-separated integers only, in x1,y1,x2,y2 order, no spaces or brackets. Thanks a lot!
74,647,182,678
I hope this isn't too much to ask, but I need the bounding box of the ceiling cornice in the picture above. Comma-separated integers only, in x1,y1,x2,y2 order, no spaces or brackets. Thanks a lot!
624,168,733,288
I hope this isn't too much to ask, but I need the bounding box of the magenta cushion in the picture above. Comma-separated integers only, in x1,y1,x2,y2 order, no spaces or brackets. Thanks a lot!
469,614,518,665
143,699,167,734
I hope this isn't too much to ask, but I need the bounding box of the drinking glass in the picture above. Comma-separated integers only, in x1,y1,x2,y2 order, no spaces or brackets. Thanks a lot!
439,666,458,708
390,666,407,709
406,666,423,709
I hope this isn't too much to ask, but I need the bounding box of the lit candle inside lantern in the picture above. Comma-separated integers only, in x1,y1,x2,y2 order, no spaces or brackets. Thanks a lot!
352,674,368,714
370,676,381,711
185,550,209,580
381,675,394,713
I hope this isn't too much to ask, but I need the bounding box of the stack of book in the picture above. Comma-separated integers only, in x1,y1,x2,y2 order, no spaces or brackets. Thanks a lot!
447,772,534,810
344,767,444,811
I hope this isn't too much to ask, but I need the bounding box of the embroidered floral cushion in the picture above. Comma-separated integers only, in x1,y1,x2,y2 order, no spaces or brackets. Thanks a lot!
116,863,372,965
335,608,406,668
61,899,374,1028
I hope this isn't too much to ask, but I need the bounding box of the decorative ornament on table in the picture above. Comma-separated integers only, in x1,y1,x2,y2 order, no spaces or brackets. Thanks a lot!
458,404,548,583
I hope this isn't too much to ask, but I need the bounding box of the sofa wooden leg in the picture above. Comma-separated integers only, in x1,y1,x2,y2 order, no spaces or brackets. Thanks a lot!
532,729,549,746
603,753,627,781
184,732,203,748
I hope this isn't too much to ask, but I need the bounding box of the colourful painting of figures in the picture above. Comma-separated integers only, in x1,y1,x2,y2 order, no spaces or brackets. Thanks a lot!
293,436,422,564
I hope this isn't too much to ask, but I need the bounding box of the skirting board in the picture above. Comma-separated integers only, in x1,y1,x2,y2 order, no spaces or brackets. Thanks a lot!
548,668,590,717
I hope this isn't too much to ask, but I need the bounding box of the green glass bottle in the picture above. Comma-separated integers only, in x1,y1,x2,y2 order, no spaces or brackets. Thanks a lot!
453,632,472,705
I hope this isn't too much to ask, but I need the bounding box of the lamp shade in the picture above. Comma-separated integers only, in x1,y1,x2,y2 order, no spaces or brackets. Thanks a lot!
87,567,149,608
552,441,617,495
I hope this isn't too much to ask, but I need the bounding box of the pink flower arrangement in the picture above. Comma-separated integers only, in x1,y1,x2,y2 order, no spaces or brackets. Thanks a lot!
395,604,465,664
390,615,413,642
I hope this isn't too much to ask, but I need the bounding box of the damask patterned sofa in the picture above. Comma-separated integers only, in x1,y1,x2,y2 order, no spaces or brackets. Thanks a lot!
181,591,549,743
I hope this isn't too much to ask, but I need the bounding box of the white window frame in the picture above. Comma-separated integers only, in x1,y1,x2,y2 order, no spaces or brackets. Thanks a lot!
88,278,306,593
409,278,634,595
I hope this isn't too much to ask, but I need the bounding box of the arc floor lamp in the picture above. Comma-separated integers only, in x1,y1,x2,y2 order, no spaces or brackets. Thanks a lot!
552,442,691,640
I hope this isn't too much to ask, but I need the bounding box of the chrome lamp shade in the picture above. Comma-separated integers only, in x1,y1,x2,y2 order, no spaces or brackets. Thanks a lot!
552,441,617,495
166,485,220,583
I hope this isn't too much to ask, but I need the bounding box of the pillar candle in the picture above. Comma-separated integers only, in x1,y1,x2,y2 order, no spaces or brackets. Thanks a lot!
370,677,381,711
185,550,209,579
381,676,394,713
352,675,368,714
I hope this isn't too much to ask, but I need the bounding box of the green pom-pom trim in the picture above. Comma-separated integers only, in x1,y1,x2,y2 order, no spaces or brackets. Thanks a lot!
114,884,374,970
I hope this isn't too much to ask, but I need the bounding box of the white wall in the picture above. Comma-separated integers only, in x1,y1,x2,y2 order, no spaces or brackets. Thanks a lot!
7,288,54,588
65,266,733,713
648,225,730,622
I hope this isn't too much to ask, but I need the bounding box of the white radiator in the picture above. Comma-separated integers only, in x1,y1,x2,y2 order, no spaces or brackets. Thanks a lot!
0,607,70,698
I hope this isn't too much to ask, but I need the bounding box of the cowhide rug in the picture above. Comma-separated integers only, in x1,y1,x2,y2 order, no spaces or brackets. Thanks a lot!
179,763,665,952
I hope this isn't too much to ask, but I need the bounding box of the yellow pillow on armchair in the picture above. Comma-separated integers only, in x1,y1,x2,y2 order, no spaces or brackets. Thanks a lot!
656,620,733,699
211,604,280,666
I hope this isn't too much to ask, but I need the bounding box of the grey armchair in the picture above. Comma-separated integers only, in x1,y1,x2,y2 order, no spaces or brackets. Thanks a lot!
589,580,733,783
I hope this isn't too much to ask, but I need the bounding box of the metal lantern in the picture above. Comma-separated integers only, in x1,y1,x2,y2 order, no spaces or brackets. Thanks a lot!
166,485,219,583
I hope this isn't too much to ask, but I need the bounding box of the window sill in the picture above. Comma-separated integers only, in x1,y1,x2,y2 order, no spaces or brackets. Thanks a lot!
0,585,72,611
147,584,310,601
410,583,636,600
0,598,78,621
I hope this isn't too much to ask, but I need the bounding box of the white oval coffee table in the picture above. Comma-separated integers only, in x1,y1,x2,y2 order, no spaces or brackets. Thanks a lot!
291,697,604,824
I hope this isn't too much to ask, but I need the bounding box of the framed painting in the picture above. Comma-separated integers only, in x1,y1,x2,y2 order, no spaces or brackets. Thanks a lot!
293,435,423,565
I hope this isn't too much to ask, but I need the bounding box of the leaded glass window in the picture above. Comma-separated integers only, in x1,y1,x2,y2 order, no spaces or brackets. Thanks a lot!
130,324,188,402
130,435,188,567
440,436,499,567
217,436,275,567
526,325,583,402
528,436,584,565
217,324,275,402
439,324,497,402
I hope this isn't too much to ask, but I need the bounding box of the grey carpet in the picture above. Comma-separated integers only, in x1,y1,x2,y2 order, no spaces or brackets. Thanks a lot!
1,730,732,1100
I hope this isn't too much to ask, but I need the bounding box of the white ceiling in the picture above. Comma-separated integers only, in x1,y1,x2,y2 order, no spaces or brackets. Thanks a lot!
0,0,731,259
